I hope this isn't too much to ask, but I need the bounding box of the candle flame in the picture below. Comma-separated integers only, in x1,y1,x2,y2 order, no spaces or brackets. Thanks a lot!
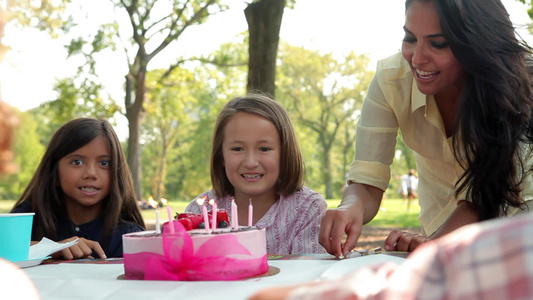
148,196,159,209
161,197,168,206
196,195,207,205
208,198,216,205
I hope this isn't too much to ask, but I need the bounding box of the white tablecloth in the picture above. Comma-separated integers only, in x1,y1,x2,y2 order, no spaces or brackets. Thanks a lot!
22,254,406,300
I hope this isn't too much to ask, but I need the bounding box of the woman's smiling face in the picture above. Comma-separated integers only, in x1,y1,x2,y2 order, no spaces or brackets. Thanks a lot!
402,0,466,99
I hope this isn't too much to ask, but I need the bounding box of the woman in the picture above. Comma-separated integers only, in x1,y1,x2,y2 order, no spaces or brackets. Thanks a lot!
320,0,533,257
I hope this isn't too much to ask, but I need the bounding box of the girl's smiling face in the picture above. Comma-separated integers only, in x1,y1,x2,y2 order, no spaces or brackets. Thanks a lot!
402,0,466,100
222,112,281,202
58,134,111,218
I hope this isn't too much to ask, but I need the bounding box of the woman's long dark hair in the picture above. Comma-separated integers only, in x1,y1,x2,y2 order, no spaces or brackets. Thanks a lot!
408,0,533,219
12,118,145,241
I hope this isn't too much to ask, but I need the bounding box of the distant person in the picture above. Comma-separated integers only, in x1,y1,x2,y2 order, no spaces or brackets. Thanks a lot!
400,169,418,211
186,93,328,254
11,118,145,259
320,0,533,257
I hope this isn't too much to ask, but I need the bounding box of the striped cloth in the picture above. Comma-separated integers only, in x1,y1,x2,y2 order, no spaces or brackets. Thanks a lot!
289,213,533,299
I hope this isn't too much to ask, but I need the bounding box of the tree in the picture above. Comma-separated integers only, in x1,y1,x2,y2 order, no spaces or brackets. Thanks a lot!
277,44,374,198
58,0,226,200
4,0,71,38
244,0,286,96
142,67,203,202
140,40,248,201
4,0,229,201
119,0,227,201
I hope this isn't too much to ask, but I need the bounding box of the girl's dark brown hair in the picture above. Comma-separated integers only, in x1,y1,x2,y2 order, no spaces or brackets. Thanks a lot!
210,93,304,197
13,118,145,241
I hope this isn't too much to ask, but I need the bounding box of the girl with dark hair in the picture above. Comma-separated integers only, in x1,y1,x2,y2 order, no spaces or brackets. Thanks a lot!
185,93,327,254
11,118,145,259
320,0,533,257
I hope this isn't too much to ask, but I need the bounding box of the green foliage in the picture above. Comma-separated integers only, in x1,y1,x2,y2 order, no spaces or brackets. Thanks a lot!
3,0,428,204
2,40,419,203
277,43,375,198
5,0,72,38
142,67,205,201
326,198,421,228
0,111,44,199
140,40,248,201
45,77,121,122
367,198,421,228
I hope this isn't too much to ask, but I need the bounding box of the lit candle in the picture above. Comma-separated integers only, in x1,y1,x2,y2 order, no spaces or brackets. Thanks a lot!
196,196,210,233
248,198,253,227
231,199,238,230
209,199,217,232
161,197,174,234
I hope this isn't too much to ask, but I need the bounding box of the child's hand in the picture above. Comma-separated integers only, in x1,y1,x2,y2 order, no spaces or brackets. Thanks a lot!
52,236,107,260
383,230,429,252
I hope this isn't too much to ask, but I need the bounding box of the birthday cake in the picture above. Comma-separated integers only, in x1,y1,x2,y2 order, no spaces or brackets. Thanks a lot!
122,216,268,281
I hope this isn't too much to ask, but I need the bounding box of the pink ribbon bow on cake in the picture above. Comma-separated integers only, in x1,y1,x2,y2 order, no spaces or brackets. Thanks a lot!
144,222,267,281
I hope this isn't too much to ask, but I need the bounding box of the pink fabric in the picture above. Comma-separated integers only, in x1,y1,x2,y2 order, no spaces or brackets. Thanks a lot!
125,223,268,281
187,187,327,254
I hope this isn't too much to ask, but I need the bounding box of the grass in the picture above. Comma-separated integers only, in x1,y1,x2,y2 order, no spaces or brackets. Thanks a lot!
366,198,421,228
1,197,421,229
325,198,421,228
0,200,15,213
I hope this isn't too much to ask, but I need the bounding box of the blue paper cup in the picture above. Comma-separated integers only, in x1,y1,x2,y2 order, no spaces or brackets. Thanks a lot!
0,213,34,262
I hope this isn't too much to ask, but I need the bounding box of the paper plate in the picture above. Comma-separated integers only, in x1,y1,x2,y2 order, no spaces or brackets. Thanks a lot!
13,257,49,268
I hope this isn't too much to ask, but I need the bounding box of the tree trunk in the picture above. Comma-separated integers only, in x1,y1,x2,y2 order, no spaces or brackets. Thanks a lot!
342,122,354,185
155,136,168,202
245,0,285,97
126,66,147,202
322,142,333,199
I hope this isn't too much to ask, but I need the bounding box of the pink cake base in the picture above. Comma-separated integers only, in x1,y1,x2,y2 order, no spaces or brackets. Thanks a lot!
123,224,268,281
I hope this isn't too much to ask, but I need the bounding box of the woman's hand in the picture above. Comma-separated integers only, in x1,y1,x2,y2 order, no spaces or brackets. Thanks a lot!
52,236,107,260
319,183,383,258
319,208,363,258
383,230,430,252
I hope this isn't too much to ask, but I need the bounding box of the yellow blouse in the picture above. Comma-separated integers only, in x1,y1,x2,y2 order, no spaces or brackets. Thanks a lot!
346,52,533,235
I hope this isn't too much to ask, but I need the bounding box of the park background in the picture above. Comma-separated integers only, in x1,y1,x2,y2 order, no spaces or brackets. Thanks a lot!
0,0,531,241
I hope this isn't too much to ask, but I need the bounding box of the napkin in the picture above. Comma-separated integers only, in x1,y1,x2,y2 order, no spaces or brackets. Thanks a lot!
29,237,79,260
